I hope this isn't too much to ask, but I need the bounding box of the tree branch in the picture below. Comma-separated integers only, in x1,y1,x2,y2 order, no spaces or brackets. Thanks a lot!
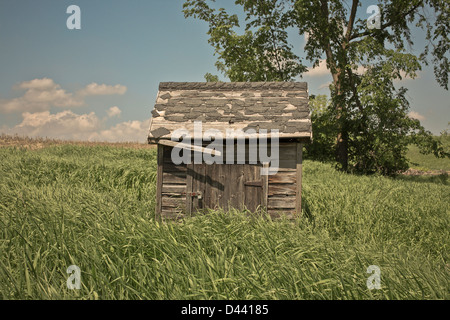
344,0,359,46
319,0,338,79
350,0,424,41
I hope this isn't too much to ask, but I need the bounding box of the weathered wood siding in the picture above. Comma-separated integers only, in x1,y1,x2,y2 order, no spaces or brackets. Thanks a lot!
159,145,187,219
156,141,303,220
267,141,298,219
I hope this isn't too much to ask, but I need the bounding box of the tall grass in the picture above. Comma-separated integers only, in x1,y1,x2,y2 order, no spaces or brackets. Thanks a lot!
0,145,448,299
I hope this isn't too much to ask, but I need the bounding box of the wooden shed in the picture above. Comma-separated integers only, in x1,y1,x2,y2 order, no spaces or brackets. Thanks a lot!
148,82,312,220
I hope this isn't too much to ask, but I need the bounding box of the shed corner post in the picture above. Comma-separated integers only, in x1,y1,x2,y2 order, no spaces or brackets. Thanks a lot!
156,144,164,221
295,141,303,218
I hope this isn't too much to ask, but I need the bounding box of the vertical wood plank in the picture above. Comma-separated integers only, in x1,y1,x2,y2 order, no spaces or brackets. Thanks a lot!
192,163,206,213
156,144,164,220
231,164,245,210
262,163,269,213
205,163,220,210
186,161,193,217
243,164,252,212
217,164,227,209
243,164,262,213
223,164,233,210
204,163,213,209
295,142,303,217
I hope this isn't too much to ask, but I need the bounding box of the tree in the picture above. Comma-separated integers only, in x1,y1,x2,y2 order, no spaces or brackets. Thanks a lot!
183,0,449,174
305,94,337,162
204,72,220,82
184,1,306,81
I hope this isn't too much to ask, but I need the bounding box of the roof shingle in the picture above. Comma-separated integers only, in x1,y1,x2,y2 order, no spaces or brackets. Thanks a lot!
148,82,312,140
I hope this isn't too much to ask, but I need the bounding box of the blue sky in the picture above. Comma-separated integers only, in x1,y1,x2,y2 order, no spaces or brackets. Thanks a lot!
0,0,448,142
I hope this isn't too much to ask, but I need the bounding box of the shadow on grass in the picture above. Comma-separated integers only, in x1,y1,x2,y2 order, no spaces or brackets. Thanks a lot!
393,173,448,186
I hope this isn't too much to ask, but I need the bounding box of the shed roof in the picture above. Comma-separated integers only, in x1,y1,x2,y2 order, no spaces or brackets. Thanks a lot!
148,82,312,141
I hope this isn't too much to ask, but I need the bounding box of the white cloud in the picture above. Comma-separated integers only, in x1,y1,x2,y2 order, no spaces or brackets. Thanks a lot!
78,83,127,96
107,106,122,118
306,59,329,77
0,78,83,113
3,110,101,140
89,119,150,143
408,111,426,121
18,78,58,90
304,32,309,47
394,70,421,82
0,78,127,114
2,110,150,143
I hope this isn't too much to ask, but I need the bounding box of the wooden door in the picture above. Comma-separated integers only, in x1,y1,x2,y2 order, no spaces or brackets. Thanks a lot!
242,164,266,212
186,162,206,215
187,163,267,214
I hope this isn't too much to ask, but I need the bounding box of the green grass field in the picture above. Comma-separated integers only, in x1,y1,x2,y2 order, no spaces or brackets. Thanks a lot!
406,135,450,171
0,143,448,299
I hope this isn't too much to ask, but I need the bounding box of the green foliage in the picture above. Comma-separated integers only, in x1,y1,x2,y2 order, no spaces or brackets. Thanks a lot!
307,92,448,175
183,0,449,175
183,0,306,81
345,63,417,175
0,145,448,299
204,72,220,82
304,95,336,162
410,128,450,159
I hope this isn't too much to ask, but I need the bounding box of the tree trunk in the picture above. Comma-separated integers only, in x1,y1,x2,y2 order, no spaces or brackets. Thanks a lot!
336,130,348,171
331,69,349,171
320,0,351,172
